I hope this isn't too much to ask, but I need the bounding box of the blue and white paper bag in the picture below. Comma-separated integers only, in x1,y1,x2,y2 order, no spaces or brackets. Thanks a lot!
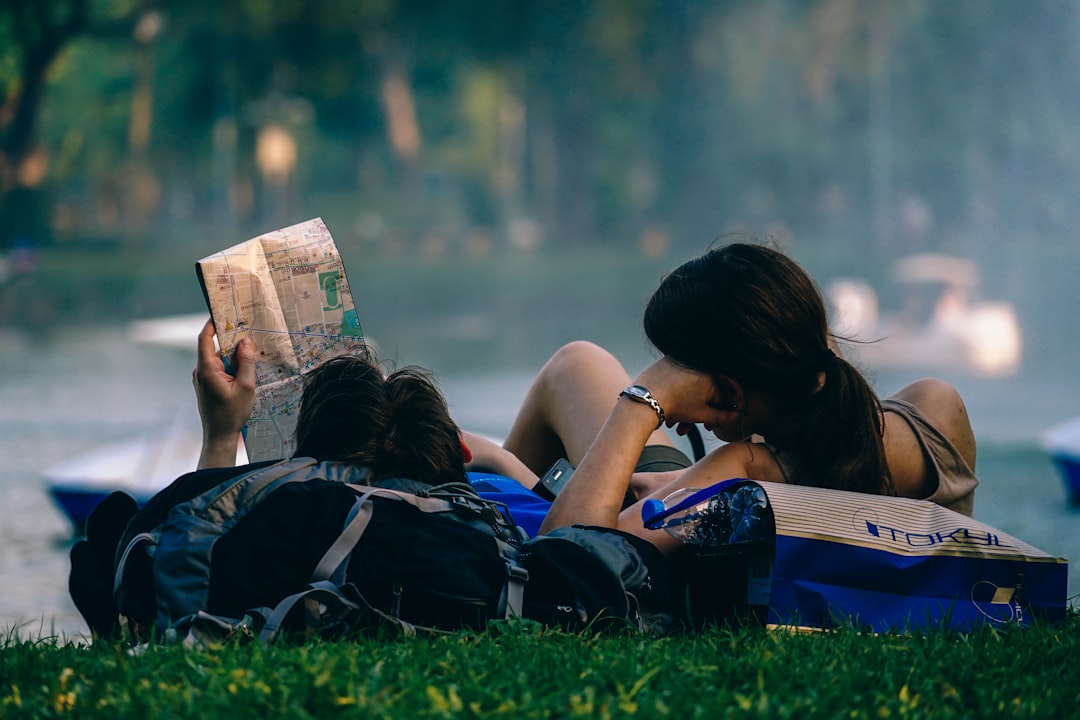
762,483,1068,631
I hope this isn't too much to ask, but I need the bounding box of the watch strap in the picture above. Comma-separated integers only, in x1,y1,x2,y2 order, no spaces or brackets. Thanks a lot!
619,385,665,428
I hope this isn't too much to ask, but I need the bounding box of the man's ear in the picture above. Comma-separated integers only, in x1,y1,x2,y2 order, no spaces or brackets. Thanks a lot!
458,435,473,464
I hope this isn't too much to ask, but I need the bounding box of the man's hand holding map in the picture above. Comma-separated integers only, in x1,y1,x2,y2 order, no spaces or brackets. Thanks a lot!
197,217,368,462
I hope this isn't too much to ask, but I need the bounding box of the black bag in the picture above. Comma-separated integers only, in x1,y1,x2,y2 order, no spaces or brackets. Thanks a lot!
79,457,675,643
522,526,675,635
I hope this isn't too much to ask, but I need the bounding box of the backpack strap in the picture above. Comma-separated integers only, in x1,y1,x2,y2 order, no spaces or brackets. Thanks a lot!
342,482,523,544
312,486,493,582
258,581,355,641
311,485,489,586
310,489,381,583
113,532,156,595
257,580,430,642
186,457,322,527
502,558,529,618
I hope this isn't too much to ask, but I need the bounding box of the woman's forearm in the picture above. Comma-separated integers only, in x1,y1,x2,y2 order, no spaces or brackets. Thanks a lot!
538,398,659,533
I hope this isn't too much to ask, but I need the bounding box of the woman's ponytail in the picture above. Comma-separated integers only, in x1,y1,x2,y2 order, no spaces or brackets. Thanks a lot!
786,352,891,495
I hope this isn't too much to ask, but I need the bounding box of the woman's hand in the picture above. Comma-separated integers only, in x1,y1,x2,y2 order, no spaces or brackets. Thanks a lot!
192,318,256,468
633,357,721,427
632,357,755,441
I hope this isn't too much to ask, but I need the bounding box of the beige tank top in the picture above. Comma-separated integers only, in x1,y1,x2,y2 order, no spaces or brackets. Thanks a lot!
761,398,978,517
879,397,978,516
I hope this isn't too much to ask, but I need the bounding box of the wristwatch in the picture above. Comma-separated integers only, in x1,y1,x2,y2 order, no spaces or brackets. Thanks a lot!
619,384,665,428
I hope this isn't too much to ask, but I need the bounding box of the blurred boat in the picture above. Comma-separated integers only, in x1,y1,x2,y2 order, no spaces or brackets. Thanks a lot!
46,428,248,535
827,253,1022,377
45,313,229,534
1041,417,1080,505
127,312,210,350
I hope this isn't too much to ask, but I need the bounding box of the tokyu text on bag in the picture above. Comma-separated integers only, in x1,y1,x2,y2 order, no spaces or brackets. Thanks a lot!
762,482,1068,632
112,458,672,642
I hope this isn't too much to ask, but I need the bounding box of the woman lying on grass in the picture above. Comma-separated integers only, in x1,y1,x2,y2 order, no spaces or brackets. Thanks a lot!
512,242,978,555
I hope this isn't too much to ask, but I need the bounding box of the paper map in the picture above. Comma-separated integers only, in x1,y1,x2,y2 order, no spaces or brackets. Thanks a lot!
196,217,368,462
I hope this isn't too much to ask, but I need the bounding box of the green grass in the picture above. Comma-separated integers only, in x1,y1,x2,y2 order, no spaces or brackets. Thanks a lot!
3,614,1079,719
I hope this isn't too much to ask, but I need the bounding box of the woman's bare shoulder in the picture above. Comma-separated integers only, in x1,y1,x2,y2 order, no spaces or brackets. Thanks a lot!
690,440,788,486
884,377,977,492
887,378,966,422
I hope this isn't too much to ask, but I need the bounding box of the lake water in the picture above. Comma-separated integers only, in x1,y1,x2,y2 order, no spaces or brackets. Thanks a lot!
1,323,1076,642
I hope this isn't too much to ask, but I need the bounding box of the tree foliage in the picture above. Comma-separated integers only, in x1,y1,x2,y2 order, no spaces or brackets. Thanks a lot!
3,0,1079,265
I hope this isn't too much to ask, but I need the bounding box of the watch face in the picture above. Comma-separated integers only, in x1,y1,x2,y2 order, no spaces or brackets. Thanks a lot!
624,385,649,399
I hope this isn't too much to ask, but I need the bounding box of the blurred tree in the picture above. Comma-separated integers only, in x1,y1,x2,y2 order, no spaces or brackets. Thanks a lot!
0,0,87,252
0,0,148,253
0,0,87,188
7,0,1080,274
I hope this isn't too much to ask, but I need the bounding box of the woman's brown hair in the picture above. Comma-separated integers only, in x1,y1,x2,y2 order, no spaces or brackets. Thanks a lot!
643,241,891,495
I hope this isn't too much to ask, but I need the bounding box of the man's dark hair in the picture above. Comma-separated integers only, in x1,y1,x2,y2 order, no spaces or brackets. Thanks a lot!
293,353,467,485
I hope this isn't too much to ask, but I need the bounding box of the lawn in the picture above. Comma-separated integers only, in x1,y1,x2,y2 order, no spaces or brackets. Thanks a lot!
3,613,1078,719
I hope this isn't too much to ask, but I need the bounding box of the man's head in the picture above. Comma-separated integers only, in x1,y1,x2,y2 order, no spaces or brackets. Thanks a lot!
294,353,468,485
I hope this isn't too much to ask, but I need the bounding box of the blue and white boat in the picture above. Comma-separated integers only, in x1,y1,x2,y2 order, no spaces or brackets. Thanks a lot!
46,429,201,534
44,314,245,534
1042,416,1080,506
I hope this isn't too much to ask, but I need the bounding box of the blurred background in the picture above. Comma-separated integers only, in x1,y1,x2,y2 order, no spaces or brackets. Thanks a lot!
1,0,1077,638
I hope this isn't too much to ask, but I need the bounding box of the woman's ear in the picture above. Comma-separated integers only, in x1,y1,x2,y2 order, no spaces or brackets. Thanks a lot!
715,377,746,412
730,381,747,413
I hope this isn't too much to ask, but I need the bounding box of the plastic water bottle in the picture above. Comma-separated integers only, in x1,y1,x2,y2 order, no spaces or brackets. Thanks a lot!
641,481,770,546
726,483,770,542
641,487,732,545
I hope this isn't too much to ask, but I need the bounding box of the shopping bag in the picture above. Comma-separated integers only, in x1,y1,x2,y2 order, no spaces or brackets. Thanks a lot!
762,482,1068,632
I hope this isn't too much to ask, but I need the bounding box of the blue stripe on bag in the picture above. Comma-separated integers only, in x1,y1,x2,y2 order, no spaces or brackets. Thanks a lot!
770,535,1068,632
